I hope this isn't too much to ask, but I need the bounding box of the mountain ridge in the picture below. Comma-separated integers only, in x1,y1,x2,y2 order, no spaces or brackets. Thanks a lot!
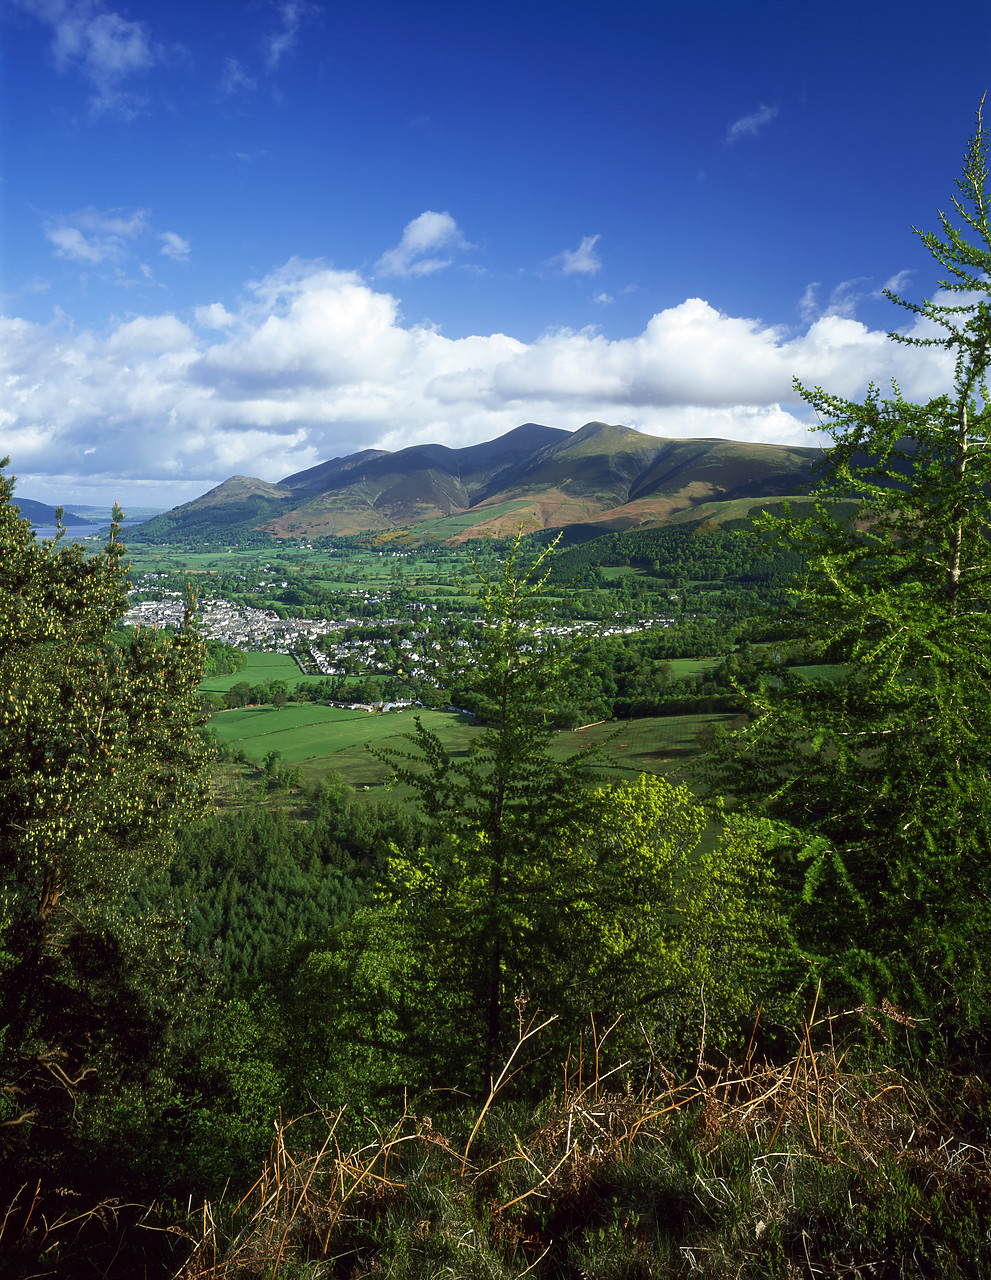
134,422,822,542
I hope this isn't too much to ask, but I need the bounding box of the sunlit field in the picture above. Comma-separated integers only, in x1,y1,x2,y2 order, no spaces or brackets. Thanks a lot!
209,701,736,791
199,651,308,691
210,703,485,786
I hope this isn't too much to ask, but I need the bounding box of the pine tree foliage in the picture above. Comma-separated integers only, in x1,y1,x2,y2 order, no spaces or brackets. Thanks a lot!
708,105,991,1041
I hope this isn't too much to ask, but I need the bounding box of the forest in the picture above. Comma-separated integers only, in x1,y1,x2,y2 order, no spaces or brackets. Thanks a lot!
2,116,991,1278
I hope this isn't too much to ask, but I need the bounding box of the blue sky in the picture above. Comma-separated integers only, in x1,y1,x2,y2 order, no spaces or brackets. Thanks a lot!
2,0,989,508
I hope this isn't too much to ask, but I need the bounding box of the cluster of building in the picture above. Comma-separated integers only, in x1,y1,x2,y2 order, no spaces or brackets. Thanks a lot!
122,592,336,654
121,591,405,678
122,586,672,689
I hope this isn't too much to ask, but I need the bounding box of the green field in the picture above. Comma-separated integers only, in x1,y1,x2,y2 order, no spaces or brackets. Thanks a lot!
789,663,850,682
407,500,532,538
211,703,484,786
564,713,733,777
209,699,734,791
199,651,307,692
666,656,722,679
595,565,637,581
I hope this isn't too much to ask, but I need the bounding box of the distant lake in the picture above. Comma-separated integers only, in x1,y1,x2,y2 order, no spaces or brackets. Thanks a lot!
30,517,151,541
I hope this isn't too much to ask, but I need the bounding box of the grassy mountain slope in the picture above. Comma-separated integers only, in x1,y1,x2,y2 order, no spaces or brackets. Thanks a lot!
423,425,821,540
259,424,571,536
136,475,295,540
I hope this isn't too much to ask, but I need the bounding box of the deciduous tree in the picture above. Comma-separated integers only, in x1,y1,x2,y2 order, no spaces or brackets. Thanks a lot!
0,465,212,1172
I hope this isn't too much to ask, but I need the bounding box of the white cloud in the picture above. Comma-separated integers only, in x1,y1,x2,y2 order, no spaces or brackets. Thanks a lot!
46,225,110,263
217,4,318,94
799,282,820,324
43,207,194,277
81,207,148,238
375,211,470,278
220,56,256,96
799,272,919,323
553,234,602,276
195,302,236,329
13,0,156,116
824,277,873,319
45,206,149,263
882,270,914,298
264,0,315,71
0,261,958,507
798,281,823,324
159,231,191,262
727,103,778,143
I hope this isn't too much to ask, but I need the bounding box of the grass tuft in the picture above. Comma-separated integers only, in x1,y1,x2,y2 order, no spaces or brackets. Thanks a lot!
165,1006,991,1279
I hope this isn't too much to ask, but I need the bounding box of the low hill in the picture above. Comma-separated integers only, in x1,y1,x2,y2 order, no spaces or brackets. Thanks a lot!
13,496,102,526
132,422,822,543
67,503,167,521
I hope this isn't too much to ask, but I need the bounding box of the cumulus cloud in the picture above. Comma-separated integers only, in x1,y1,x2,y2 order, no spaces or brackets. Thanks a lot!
159,231,191,262
1,261,957,506
195,302,236,329
13,0,156,116
552,234,602,276
727,103,778,143
375,211,470,278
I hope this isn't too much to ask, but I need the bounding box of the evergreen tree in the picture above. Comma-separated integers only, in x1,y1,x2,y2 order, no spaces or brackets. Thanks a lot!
375,533,605,1086
377,532,774,1087
708,106,991,1046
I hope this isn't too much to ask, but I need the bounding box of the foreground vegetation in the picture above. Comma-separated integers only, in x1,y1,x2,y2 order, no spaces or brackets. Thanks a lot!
168,1017,991,1280
6,1010,990,1278
3,110,991,1278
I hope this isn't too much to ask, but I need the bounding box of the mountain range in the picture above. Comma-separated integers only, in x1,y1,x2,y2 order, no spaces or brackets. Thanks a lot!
135,422,825,542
